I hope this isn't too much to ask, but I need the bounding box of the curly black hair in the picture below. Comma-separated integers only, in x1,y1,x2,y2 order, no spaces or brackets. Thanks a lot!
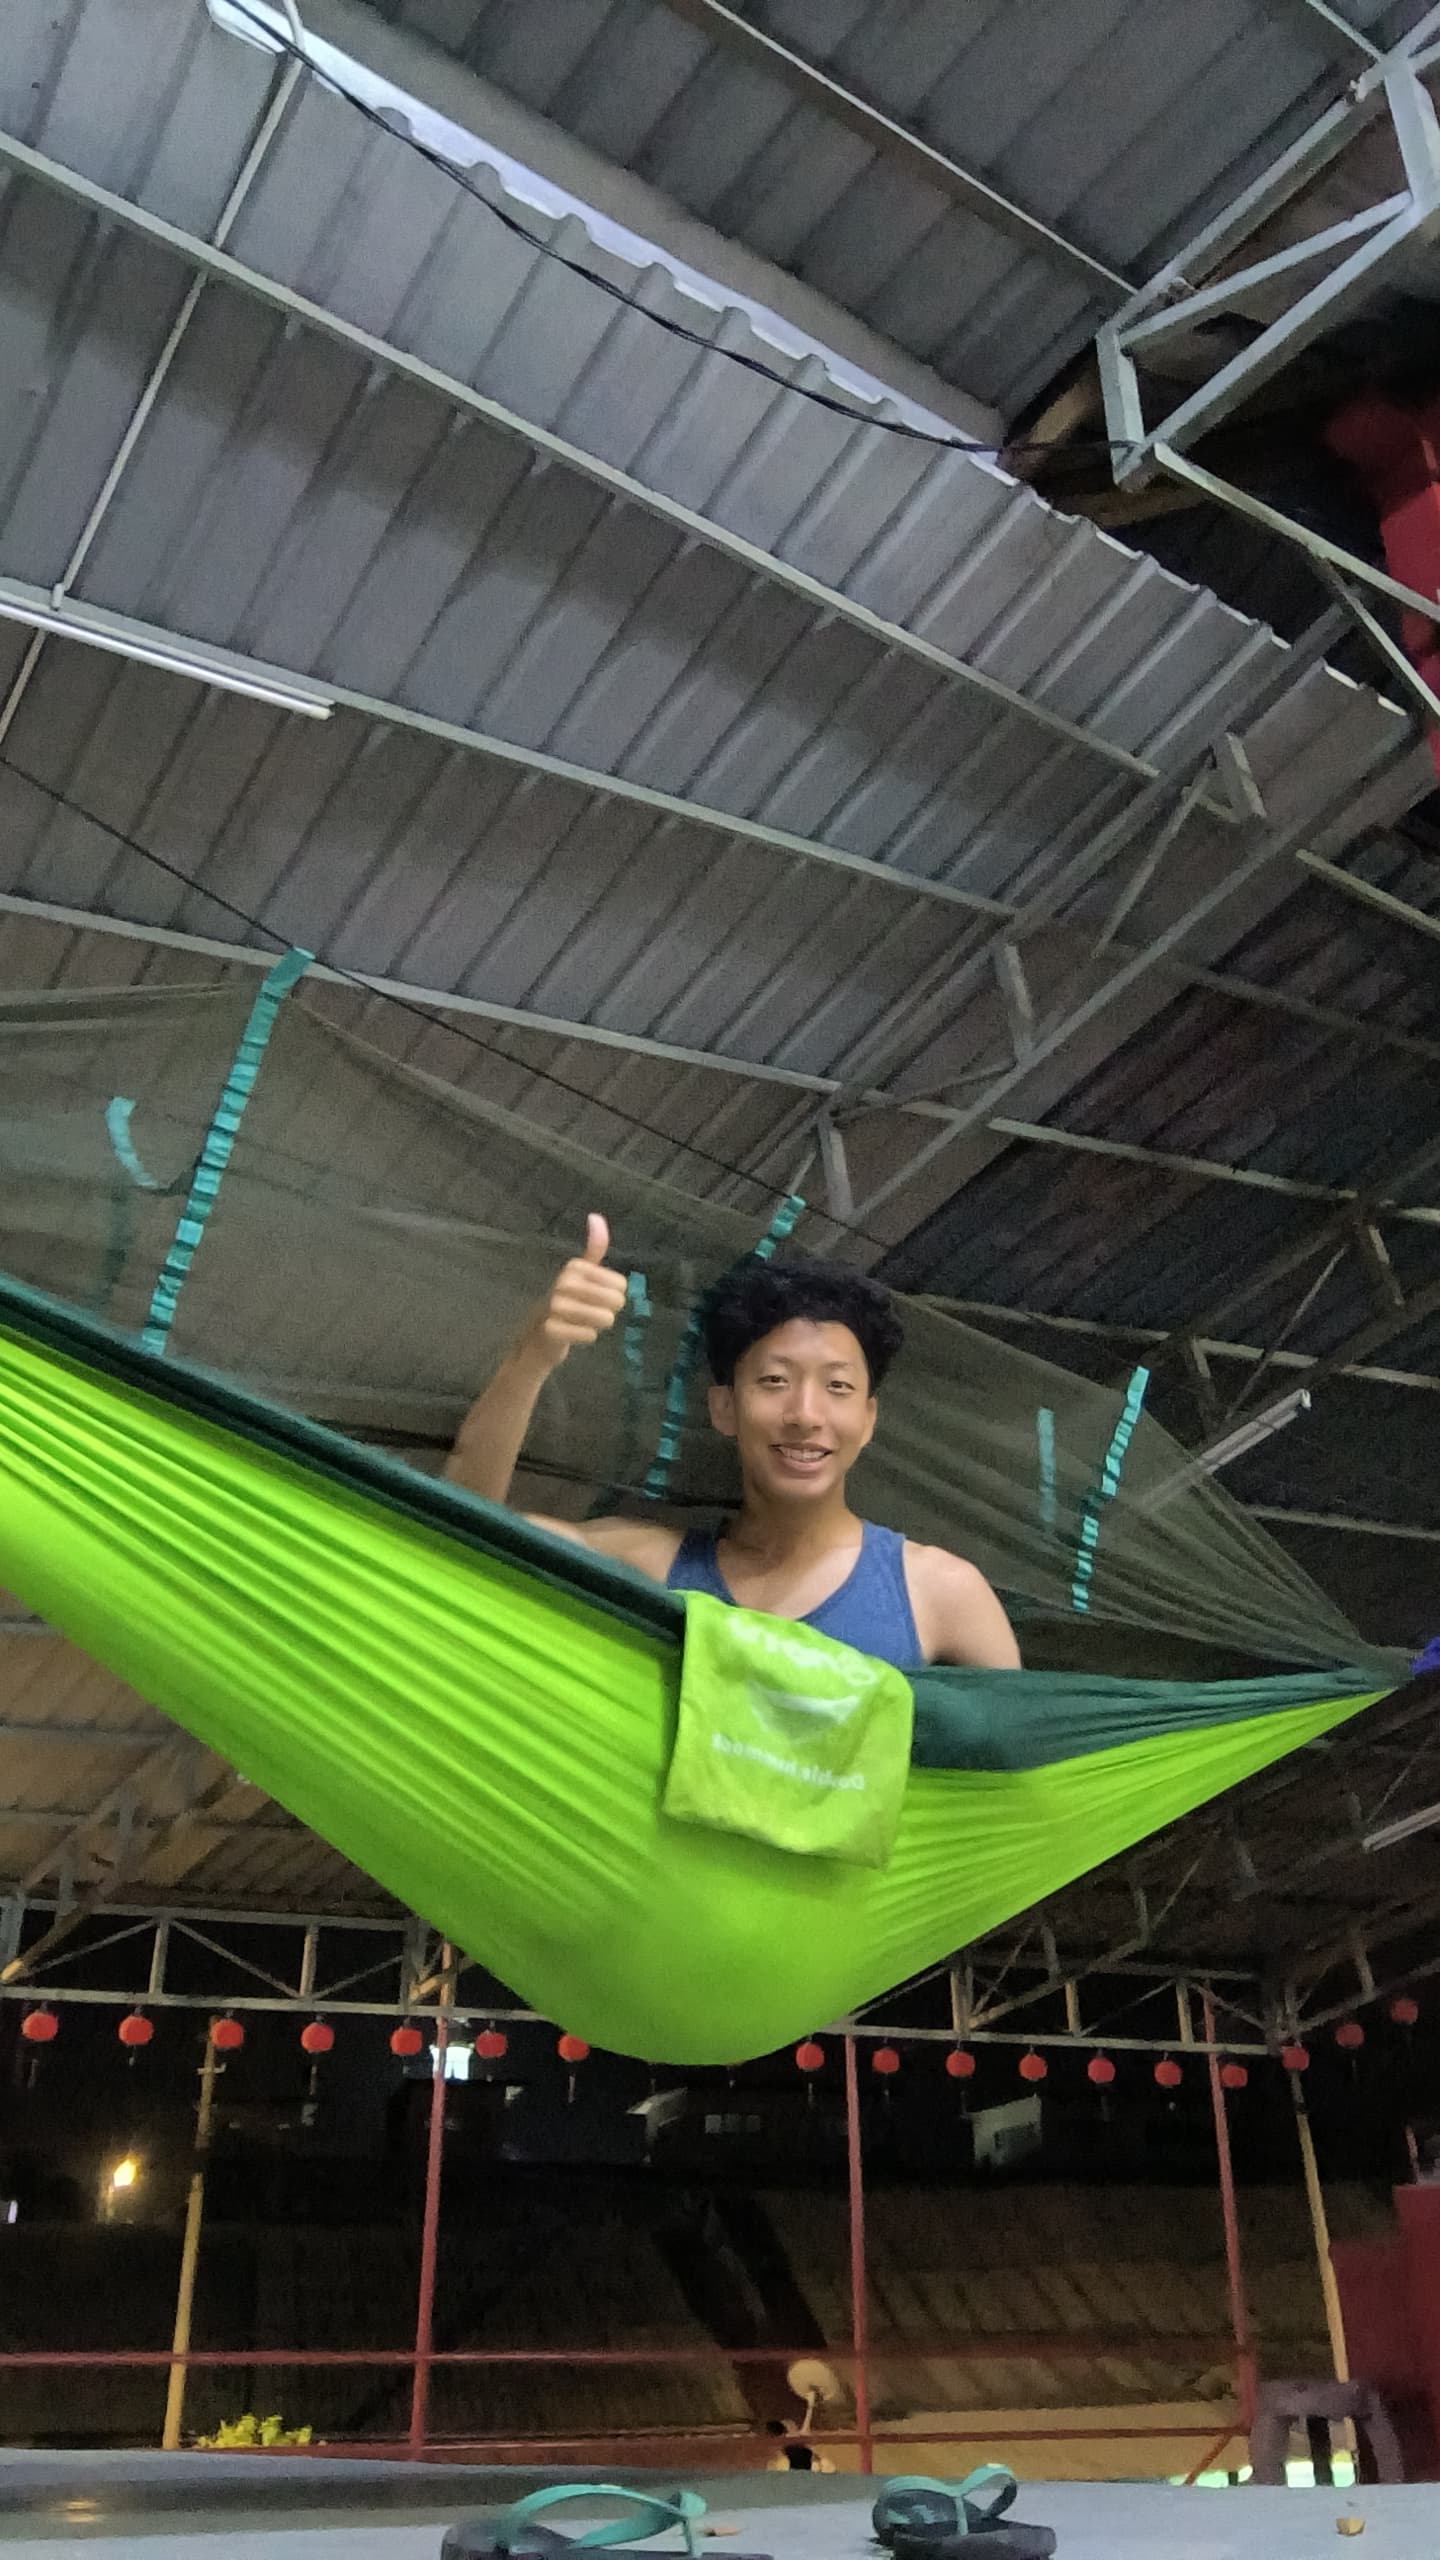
700,1255,905,1391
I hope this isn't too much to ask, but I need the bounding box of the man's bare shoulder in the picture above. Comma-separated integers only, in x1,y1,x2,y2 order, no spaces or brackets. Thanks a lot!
902,1542,1022,1670
523,1512,681,1584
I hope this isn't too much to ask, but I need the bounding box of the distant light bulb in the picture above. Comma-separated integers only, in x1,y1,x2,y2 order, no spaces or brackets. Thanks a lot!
109,2157,139,2192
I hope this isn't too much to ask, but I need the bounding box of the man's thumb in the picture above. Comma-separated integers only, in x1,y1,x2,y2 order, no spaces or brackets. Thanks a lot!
583,1211,610,1264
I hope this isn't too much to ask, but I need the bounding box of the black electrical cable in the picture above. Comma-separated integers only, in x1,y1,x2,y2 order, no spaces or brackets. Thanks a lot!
220,0,1133,471
0,746,909,1251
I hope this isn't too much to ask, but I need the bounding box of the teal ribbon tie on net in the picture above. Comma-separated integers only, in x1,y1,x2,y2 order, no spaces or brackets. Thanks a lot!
1036,1405,1057,1538
1070,1365,1150,1615
141,949,312,1357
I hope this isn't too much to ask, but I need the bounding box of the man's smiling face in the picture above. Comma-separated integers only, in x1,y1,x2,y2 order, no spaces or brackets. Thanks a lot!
708,1317,877,1504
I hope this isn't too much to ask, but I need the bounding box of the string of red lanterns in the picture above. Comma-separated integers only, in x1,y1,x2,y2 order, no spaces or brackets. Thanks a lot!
7,1990,1425,2074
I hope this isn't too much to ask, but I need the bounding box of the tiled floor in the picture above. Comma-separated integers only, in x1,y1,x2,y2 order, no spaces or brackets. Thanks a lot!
0,2457,1436,2559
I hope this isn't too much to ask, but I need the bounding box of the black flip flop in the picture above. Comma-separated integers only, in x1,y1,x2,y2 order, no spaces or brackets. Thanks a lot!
872,2468,1057,2560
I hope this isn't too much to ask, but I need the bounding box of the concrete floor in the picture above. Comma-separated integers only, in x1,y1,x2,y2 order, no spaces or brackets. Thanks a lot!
1,2456,1438,2560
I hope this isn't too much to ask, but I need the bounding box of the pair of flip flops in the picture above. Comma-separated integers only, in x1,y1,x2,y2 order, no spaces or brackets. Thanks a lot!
441,2484,771,2560
872,2469,1057,2560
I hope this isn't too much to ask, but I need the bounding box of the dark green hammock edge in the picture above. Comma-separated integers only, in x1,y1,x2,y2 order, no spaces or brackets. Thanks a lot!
0,1271,1390,2062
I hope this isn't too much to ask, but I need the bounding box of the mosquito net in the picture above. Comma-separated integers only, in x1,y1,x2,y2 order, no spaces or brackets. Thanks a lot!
0,971,1393,1685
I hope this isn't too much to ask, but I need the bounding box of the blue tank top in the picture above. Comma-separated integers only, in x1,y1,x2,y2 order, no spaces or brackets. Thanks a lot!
665,1520,922,1670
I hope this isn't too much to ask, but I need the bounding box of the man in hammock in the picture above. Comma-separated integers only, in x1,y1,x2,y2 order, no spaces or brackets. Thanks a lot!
447,1219,1019,1672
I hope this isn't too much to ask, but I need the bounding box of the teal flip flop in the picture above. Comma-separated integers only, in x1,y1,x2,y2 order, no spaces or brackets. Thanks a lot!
441,2483,772,2560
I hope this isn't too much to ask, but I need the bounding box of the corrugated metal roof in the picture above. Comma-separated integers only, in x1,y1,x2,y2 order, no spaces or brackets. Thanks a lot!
765,2182,1378,2413
0,0,1429,1228
881,827,1440,1376
349,0,1429,415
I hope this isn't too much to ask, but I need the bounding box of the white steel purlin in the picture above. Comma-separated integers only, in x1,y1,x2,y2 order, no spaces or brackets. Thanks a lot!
1096,6,1440,716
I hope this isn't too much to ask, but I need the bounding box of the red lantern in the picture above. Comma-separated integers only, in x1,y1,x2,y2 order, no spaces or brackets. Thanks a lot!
1087,2054,1116,2086
209,2016,245,2051
1280,2043,1310,2073
389,2023,424,2058
557,2034,589,2065
300,2020,334,2056
1335,2020,1365,2051
118,2013,154,2049
1220,2062,1248,2091
795,2039,825,2074
20,2008,57,2045
945,2047,976,2080
475,2028,508,2062
1018,2051,1047,2083
872,2045,901,2077
1391,1995,1420,2027
1155,2057,1183,2089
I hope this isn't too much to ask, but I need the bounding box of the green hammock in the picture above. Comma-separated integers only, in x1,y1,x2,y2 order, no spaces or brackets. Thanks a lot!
0,1279,1386,2065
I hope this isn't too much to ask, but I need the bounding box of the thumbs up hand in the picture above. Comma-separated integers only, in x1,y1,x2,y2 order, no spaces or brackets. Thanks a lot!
522,1214,629,1373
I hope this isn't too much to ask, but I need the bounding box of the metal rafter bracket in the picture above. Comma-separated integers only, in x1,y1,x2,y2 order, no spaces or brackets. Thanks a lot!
852,711,1415,1223
815,1108,856,1227
1352,1213,1408,1314
1315,560,1440,736
1179,1335,1221,1433
1097,13,1440,494
992,939,1036,1062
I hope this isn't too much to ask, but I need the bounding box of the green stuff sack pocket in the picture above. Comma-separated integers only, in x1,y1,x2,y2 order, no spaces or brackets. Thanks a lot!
664,1591,914,1868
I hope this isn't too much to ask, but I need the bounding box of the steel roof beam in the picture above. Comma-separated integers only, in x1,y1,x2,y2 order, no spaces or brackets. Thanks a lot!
1248,1504,1440,1542
0,127,1154,783
7,585,1433,1072
926,1296,1440,1395
1265,0,1386,63
1136,1126,1440,1395
853,725,1419,1219
0,58,304,758
1096,8,1440,647
20,1895,403,1930
0,1722,158,1747
7,887,1440,1230
654,0,1133,297
2,1806,305,1837
1296,844,1440,947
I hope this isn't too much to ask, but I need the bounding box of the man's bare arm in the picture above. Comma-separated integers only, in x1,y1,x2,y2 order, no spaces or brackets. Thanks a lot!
444,1218,680,1582
907,1547,1022,1669
446,1214,626,1505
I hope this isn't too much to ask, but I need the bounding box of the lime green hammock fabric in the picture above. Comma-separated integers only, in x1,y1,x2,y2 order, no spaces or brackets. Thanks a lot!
0,1280,1387,2064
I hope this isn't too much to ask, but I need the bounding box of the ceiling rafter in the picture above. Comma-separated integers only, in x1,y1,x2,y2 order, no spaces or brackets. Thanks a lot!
653,0,1133,295
7,890,1440,1238
0,128,1152,784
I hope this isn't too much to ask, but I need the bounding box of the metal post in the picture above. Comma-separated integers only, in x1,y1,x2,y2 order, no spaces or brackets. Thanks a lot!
843,2033,875,2473
408,1948,452,2456
162,2032,221,2449
1202,1992,1257,2433
1291,2076,1350,2382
